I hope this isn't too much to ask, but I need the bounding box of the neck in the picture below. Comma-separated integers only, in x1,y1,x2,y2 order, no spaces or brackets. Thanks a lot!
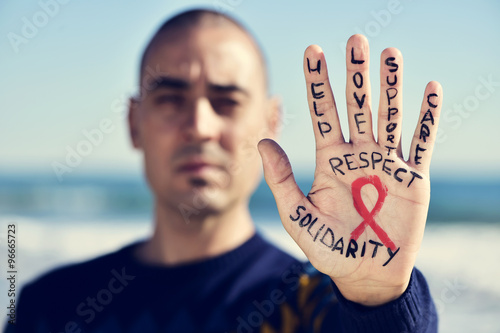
137,199,255,265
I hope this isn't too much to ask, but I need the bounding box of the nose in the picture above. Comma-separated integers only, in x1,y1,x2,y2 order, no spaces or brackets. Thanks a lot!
182,98,222,143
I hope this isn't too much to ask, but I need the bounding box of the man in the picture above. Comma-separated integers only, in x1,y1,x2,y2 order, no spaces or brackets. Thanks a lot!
7,9,441,332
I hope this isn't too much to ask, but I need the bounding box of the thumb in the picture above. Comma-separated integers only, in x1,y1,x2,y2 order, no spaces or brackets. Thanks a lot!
257,139,305,216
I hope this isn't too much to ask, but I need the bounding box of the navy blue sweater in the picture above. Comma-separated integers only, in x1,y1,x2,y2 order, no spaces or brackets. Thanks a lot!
4,233,437,332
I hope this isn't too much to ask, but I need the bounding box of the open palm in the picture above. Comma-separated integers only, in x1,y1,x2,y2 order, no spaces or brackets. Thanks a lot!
258,35,442,306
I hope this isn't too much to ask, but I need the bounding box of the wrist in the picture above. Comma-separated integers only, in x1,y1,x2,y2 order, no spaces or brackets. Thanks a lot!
332,278,409,306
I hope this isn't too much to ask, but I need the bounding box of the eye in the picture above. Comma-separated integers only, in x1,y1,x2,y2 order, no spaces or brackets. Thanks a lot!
154,94,184,106
211,97,240,115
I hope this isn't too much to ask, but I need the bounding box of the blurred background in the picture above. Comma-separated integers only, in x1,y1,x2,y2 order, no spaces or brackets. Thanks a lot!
1,0,499,332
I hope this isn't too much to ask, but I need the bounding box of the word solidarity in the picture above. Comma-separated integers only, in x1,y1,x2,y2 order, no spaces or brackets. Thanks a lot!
289,204,399,267
328,151,422,188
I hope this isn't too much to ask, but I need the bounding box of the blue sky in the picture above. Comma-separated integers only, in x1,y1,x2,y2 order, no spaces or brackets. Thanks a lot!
1,0,499,180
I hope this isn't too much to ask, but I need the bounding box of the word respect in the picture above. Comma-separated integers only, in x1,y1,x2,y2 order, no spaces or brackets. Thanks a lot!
328,151,422,188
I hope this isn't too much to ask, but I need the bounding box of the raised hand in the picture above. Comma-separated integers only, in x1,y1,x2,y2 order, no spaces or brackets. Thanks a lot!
258,34,442,306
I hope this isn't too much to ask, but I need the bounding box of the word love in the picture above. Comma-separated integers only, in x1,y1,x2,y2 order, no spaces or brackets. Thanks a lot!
329,151,422,188
351,47,368,134
289,205,399,267
350,176,398,257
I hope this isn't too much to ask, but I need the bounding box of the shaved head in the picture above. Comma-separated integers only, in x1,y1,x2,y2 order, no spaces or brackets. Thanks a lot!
129,8,280,223
140,9,268,92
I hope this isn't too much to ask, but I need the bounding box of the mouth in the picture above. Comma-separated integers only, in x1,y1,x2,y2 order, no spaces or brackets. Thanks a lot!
176,158,223,175
178,162,213,173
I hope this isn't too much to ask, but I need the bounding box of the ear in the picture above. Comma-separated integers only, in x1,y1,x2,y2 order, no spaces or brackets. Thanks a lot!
128,97,142,149
265,95,282,140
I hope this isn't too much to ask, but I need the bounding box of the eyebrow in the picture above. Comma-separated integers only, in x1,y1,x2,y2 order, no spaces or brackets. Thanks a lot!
146,76,249,97
209,83,250,97
148,76,190,91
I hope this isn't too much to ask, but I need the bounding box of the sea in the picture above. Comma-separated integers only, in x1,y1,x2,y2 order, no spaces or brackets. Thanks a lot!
0,173,499,332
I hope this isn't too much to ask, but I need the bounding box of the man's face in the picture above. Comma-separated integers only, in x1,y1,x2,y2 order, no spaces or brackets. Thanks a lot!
130,26,277,218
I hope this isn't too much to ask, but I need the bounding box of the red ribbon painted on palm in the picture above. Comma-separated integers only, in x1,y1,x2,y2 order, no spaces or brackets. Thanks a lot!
350,175,396,251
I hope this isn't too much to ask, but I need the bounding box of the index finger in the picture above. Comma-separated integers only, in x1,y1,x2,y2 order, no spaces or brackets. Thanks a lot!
304,45,344,151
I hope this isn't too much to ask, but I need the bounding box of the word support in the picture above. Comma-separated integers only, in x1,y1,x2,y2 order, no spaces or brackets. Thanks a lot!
384,56,399,156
